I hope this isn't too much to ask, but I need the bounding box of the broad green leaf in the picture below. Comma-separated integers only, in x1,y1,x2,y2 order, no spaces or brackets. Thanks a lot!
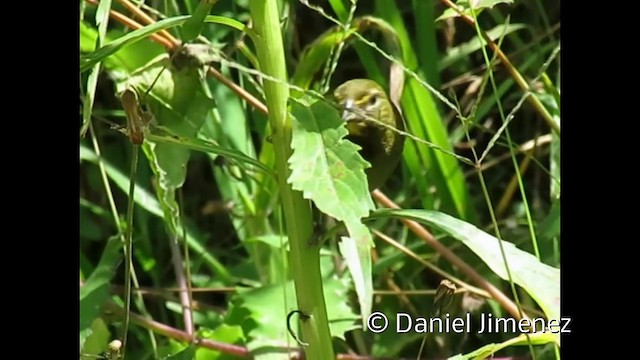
373,209,560,326
448,332,556,360
80,318,111,357
288,98,374,222
196,326,245,360
225,270,357,351
80,236,121,347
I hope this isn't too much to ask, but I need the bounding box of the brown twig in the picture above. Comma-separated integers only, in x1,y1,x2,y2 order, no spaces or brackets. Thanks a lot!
116,0,179,46
103,301,253,356
372,189,529,322
169,236,194,335
85,0,174,49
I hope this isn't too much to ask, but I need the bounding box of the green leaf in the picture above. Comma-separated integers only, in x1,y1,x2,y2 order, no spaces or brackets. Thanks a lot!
538,200,560,241
448,332,556,360
338,223,373,325
163,345,196,360
373,209,560,325
80,236,121,348
146,128,272,177
288,98,374,222
80,318,111,356
436,0,514,22
474,0,514,9
182,0,217,42
81,16,188,72
225,271,357,351
80,21,164,73
196,325,245,360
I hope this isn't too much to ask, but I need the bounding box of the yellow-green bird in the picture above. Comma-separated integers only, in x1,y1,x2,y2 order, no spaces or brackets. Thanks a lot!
334,79,405,190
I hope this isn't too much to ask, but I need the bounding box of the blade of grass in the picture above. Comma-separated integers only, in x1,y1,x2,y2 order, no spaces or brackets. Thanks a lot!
374,0,477,222
121,144,139,358
80,0,112,138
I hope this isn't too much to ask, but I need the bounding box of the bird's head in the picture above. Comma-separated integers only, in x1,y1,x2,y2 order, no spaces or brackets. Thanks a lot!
333,79,394,136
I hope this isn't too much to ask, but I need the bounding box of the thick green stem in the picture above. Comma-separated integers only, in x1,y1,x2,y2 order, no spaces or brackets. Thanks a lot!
249,1,334,358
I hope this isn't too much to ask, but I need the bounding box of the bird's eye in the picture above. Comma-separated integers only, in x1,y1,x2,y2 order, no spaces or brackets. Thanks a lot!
367,94,379,107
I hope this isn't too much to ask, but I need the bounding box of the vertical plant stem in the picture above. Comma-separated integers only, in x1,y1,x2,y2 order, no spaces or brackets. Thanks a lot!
249,1,334,358
122,144,139,359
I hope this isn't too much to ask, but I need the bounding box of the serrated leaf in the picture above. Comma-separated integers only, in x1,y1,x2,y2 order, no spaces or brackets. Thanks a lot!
288,98,374,223
289,98,376,328
374,210,560,328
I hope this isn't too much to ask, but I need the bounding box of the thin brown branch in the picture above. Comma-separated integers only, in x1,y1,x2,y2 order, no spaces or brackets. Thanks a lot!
85,0,174,49
169,236,194,335
207,67,269,114
116,0,179,46
104,301,253,356
372,189,529,322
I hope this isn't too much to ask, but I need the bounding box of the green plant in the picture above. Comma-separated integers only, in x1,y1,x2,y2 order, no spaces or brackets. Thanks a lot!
80,0,560,359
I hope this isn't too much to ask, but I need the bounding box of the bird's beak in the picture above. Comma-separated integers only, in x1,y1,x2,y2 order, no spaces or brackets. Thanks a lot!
342,99,354,121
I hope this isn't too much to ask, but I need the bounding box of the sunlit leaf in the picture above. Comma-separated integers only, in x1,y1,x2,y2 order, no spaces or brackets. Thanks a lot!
373,209,560,325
